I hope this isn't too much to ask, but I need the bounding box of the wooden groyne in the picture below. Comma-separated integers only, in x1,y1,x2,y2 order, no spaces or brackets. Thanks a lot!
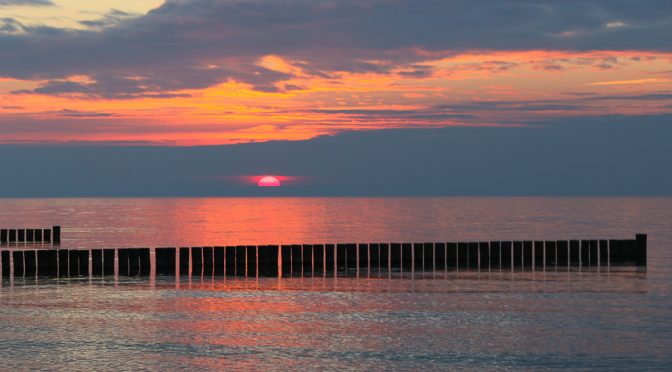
0,226,61,244
0,234,647,278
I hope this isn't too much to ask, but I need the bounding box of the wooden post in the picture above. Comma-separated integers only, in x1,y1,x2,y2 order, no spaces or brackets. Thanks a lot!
263,245,279,277
57,249,68,277
580,240,590,266
434,242,446,271
91,249,103,276
221,246,233,276
589,240,598,267
1,251,9,277
24,250,37,276
202,247,214,276
26,229,35,243
312,244,324,275
598,240,609,267
500,242,512,268
523,241,533,267
557,241,569,267
103,249,115,276
446,242,457,269
37,250,58,277
156,247,176,276
325,244,335,274
12,251,24,277
423,243,434,272
280,245,291,277
478,242,489,270
635,234,647,266
77,250,90,277
52,226,61,244
68,249,80,276
190,247,203,276
246,246,257,277
489,241,501,270
214,246,225,276
390,243,402,269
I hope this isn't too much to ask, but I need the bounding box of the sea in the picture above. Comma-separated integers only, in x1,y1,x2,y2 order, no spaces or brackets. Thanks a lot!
0,197,671,370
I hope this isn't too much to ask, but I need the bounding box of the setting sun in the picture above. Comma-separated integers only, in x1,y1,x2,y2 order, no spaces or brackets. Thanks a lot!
257,176,281,187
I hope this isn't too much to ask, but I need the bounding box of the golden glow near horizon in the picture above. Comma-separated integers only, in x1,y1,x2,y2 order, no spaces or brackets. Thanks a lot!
1,50,671,145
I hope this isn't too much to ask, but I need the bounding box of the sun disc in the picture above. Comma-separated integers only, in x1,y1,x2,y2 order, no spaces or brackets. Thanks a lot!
258,176,281,187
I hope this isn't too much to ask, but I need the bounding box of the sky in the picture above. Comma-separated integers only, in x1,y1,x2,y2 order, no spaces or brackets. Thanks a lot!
0,0,671,196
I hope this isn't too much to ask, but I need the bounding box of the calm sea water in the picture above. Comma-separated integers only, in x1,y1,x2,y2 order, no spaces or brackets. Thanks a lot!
1,197,671,370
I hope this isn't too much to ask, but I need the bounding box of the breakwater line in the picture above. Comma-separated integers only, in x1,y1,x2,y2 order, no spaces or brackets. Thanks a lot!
0,234,646,279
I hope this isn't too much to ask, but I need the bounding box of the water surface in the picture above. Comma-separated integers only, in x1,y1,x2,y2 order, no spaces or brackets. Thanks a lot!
1,197,671,370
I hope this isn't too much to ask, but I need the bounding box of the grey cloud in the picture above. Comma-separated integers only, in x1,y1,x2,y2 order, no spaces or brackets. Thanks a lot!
2,0,672,97
79,9,136,29
0,0,52,6
586,92,672,101
55,109,115,118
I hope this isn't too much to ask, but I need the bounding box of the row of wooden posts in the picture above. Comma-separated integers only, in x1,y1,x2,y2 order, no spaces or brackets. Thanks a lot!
0,226,61,244
0,235,646,278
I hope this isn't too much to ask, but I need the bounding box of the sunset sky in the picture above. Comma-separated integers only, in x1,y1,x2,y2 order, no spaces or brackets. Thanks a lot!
1,0,671,145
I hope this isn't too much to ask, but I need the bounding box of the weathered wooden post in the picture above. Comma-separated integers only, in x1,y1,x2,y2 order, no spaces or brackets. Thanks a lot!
214,246,225,276
24,250,37,276
68,249,80,276
202,247,214,276
390,243,401,270
635,234,647,266
423,243,434,272
588,240,598,266
225,246,236,276
103,249,115,275
312,244,324,275
302,244,313,276
457,242,468,268
91,249,103,276
489,241,501,270
545,241,556,268
189,247,202,276
500,241,512,268
52,226,61,244
434,242,446,271
37,250,58,277
57,249,68,277
246,245,257,277
446,242,457,269
557,241,569,267
155,247,176,276
12,251,24,276
478,242,489,269
1,251,9,277
598,240,609,266
325,244,335,274
233,245,245,276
